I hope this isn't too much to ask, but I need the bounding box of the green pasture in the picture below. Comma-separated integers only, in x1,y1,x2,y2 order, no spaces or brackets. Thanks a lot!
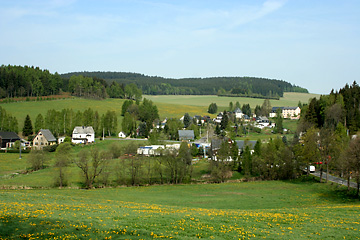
144,92,320,109
0,140,152,188
0,140,213,188
1,92,318,131
1,179,359,239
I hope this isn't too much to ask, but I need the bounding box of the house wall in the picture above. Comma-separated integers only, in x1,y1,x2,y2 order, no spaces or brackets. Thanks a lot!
71,133,95,144
33,134,55,150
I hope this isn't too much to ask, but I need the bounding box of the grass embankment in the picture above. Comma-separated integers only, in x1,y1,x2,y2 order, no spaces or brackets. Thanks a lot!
1,179,359,239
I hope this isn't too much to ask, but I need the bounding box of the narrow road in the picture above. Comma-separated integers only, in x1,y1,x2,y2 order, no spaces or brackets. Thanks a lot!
311,171,357,189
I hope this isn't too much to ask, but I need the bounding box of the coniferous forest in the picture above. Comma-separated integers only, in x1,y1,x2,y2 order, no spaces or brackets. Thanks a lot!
0,65,308,100
61,71,308,98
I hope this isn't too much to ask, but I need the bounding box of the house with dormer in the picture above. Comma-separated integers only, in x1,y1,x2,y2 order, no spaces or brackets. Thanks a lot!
33,129,57,150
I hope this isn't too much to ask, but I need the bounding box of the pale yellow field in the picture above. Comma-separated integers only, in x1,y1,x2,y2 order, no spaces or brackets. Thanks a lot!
145,92,320,108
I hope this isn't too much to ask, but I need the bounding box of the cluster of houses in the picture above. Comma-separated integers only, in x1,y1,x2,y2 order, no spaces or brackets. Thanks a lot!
137,137,257,161
0,126,95,151
213,106,300,128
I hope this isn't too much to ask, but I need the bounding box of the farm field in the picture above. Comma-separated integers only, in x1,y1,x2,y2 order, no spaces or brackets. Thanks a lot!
1,92,319,130
144,92,320,110
1,179,359,239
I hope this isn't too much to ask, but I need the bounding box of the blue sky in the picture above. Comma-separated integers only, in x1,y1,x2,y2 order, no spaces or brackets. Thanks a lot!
1,0,359,94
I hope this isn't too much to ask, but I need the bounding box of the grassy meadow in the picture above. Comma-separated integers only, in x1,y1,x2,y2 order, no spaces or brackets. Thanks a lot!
1,179,359,239
2,92,319,131
2,93,360,240
144,92,320,112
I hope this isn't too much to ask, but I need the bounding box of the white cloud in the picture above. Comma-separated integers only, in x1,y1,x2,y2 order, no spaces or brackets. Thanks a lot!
229,0,287,28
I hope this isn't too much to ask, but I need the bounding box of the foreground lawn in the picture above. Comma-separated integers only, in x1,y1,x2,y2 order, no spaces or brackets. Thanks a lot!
1,179,359,239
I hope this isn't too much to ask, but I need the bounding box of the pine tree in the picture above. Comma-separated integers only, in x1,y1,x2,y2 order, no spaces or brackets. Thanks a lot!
22,114,33,136
183,113,191,128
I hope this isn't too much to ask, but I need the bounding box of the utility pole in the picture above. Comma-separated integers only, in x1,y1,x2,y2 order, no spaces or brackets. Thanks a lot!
19,140,22,159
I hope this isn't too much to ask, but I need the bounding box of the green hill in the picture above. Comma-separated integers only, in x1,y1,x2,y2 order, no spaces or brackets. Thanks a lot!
61,71,309,98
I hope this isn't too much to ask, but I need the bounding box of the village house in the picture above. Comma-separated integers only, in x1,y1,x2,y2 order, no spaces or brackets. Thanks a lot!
0,132,21,149
269,107,301,119
178,130,195,141
233,107,244,119
33,129,57,150
72,126,95,144
137,144,181,156
213,112,223,124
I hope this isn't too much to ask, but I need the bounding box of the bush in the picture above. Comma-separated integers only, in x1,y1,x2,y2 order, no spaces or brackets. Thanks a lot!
43,144,58,152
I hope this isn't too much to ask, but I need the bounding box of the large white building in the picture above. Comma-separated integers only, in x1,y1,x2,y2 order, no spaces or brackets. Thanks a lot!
269,107,301,119
72,126,95,144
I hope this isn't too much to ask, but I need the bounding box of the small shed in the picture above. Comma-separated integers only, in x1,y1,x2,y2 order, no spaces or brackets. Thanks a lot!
118,131,126,138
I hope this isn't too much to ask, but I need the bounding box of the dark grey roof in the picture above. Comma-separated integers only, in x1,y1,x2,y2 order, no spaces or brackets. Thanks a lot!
234,107,242,113
0,132,20,140
272,106,299,112
211,139,222,150
178,130,194,140
73,126,95,134
39,129,56,142
235,140,257,150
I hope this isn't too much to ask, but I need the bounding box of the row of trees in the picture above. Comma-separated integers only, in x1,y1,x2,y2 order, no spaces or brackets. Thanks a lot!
68,75,142,100
28,141,194,188
22,108,117,138
208,99,273,117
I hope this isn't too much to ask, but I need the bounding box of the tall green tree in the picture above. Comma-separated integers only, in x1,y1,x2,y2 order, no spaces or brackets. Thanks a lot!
54,142,72,188
220,111,229,130
22,114,33,136
121,100,133,116
34,113,44,133
208,103,217,114
342,136,360,196
229,102,234,111
139,98,159,136
122,112,136,137
274,108,283,134
183,113,191,128
261,99,271,116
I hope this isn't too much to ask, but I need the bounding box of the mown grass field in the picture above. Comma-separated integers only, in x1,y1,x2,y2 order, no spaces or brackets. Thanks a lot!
1,179,359,239
1,92,319,130
144,92,320,111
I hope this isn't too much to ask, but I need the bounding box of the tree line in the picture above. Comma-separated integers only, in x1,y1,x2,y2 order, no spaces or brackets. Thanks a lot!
61,71,308,98
27,141,195,188
22,108,117,138
0,65,142,100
